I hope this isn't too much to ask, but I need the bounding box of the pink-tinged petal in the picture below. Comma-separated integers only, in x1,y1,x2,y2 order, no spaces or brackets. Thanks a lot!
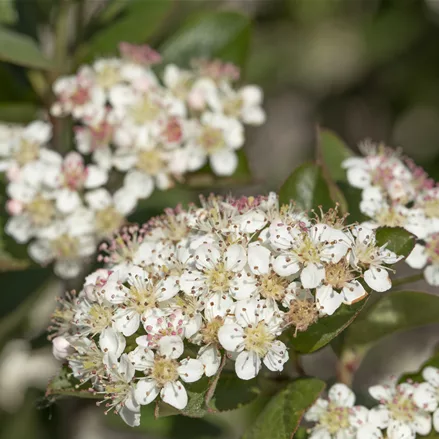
235,350,261,380
135,379,160,405
161,381,188,410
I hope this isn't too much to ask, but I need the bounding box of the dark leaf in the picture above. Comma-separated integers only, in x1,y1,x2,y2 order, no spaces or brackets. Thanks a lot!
375,226,416,259
290,299,368,354
243,378,325,439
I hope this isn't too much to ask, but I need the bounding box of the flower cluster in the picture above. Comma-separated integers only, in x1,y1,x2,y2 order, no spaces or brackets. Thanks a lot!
52,43,265,196
343,141,439,285
49,193,402,425
0,44,265,278
305,365,439,439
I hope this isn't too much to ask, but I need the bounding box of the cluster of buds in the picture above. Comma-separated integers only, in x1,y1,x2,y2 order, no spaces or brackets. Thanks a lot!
0,43,265,278
343,142,439,285
305,366,439,439
50,193,402,425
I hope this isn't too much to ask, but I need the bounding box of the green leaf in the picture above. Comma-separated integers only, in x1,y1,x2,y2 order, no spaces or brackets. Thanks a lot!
0,0,16,25
46,365,101,400
80,0,173,61
207,372,260,412
278,162,335,211
0,102,39,123
375,226,416,258
291,299,368,354
0,26,52,69
160,11,251,68
344,291,439,350
318,129,353,183
243,378,325,439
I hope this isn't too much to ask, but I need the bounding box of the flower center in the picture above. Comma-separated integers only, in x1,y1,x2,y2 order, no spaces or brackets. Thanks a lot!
130,97,161,124
296,234,321,264
198,126,224,153
162,118,183,143
223,96,243,118
387,392,418,423
137,149,166,176
86,304,113,334
324,260,354,289
375,206,406,227
129,281,156,313
14,139,40,166
71,87,90,106
96,65,121,88
422,199,439,218
319,403,351,434
201,317,223,345
51,234,80,259
26,196,55,227
244,322,274,357
258,271,289,300
205,262,230,293
95,206,124,236
285,298,319,336
152,357,179,387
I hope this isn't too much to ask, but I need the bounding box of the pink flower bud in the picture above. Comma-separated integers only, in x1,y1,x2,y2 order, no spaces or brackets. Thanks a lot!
52,336,73,361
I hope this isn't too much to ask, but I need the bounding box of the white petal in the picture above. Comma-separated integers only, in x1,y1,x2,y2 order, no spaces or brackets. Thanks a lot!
56,189,81,214
234,298,259,327
235,350,261,380
368,406,390,429
158,335,184,360
423,366,439,388
156,276,180,301
356,425,383,439
119,354,135,382
316,285,343,316
346,167,371,189
198,345,221,377
85,188,112,209
195,244,221,270
118,399,140,427
135,379,160,405
369,385,393,402
387,421,415,439
301,263,325,289
342,281,367,305
263,341,288,372
210,149,238,176
178,358,204,383
248,243,271,275
425,265,439,286
161,381,188,410
225,244,247,272
124,170,154,199
272,254,300,277
229,272,257,300
99,328,126,358
364,267,392,292
85,165,108,188
218,323,245,352
405,243,428,269
328,383,355,407
433,408,439,432
413,382,438,412
114,309,140,336
413,411,432,435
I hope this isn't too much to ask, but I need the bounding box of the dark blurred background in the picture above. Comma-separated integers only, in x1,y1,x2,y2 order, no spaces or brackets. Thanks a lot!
2,0,439,437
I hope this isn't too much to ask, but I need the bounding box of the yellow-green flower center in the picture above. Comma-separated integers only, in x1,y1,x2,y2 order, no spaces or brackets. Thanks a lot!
137,149,166,176
198,126,224,153
152,357,179,387
95,206,124,236
244,322,274,357
319,403,351,434
27,196,55,227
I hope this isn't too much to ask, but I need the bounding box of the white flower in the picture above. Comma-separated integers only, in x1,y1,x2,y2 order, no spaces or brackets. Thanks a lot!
305,383,370,439
270,223,350,289
413,366,439,432
102,353,140,427
186,112,244,176
180,242,256,308
105,266,179,336
368,383,431,439
218,298,288,380
349,226,401,292
406,234,439,286
52,336,73,361
134,335,204,410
